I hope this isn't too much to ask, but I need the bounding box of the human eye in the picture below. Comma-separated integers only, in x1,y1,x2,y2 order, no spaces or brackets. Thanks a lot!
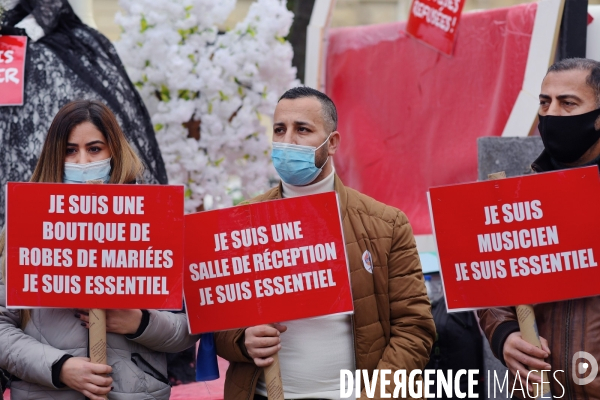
66,147,76,155
539,97,551,107
88,146,102,154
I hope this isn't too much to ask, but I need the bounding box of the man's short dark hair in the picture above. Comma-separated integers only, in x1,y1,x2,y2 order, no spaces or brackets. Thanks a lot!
279,87,338,132
548,58,600,107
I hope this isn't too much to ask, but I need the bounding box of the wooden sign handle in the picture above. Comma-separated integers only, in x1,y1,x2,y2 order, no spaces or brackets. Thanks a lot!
516,305,552,398
89,309,107,364
89,308,107,399
264,341,284,400
264,352,284,400
87,179,108,398
488,172,551,399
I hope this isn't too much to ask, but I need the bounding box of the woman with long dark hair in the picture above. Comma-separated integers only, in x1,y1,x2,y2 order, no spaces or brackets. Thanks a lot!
0,100,197,400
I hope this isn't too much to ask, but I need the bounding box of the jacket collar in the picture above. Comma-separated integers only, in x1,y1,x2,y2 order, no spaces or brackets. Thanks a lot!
334,174,349,221
532,149,600,172
274,174,349,220
531,150,555,173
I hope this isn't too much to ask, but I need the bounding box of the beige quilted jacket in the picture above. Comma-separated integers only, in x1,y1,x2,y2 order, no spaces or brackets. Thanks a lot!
0,283,198,399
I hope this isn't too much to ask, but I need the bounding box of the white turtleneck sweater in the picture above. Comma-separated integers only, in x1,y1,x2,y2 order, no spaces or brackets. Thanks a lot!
255,168,355,399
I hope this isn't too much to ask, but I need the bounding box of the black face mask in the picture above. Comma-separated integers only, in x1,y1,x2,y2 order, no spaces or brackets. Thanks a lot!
538,108,600,163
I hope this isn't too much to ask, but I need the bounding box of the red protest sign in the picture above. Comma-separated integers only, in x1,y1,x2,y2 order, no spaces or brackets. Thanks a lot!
428,166,600,311
0,35,27,106
406,0,466,55
183,192,353,334
5,182,184,310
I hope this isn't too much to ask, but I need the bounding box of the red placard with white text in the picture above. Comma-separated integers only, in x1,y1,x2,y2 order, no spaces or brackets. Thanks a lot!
0,35,27,106
406,0,466,55
5,182,184,309
428,166,600,311
183,192,353,334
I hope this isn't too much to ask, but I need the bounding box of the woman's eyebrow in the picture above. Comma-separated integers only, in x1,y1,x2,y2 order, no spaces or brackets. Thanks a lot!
85,140,106,146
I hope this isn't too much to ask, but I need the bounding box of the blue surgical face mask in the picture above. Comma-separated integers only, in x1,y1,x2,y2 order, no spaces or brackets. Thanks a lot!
272,134,331,186
63,157,112,184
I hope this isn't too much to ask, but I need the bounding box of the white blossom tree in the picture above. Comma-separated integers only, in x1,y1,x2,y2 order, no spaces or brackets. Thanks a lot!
115,0,298,211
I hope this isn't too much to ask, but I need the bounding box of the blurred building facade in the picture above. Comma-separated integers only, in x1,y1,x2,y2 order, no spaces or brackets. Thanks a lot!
91,0,561,43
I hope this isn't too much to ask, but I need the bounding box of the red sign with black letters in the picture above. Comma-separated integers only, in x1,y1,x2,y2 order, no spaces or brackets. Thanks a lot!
183,192,353,334
428,166,600,311
0,35,27,106
406,0,466,55
5,182,184,309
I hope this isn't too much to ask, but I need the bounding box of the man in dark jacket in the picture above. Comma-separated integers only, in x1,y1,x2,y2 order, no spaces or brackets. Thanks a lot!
479,58,600,399
215,87,435,399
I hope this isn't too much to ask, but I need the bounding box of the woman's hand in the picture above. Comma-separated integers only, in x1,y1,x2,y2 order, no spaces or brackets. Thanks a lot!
76,309,143,335
59,357,112,400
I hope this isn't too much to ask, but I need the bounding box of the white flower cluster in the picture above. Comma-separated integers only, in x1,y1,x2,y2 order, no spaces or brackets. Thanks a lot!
115,0,298,211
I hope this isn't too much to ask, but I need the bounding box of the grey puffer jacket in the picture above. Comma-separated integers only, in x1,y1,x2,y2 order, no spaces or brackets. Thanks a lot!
0,282,198,399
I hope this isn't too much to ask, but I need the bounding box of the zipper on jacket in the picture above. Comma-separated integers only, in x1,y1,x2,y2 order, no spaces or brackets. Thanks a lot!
564,300,572,400
351,314,358,364
350,313,359,396
247,368,260,400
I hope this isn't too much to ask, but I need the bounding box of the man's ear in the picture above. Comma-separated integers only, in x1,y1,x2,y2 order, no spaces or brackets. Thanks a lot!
328,131,340,156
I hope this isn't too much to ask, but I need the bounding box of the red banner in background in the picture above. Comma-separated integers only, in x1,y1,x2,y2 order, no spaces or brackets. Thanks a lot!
326,4,536,235
428,167,600,311
406,0,466,55
5,183,184,309
184,193,353,334
0,35,27,106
